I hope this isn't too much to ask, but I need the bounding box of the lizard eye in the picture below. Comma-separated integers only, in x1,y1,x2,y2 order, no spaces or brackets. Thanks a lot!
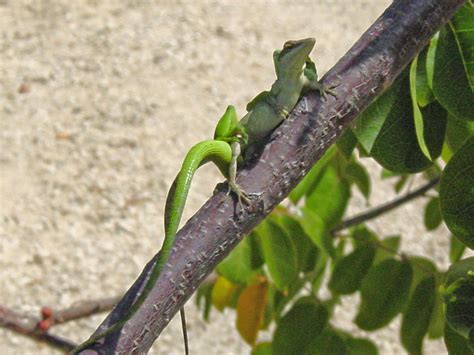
283,41,297,50
279,41,297,59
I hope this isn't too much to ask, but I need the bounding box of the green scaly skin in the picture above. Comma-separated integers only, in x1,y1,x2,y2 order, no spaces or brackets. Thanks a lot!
71,37,330,354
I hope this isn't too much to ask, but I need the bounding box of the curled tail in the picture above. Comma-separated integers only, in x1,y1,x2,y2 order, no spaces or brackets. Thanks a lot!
71,140,232,354
164,139,232,243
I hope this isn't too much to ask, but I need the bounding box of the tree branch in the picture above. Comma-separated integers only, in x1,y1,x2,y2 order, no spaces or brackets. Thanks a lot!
42,297,120,328
0,297,119,352
0,305,76,352
333,176,440,232
78,0,465,353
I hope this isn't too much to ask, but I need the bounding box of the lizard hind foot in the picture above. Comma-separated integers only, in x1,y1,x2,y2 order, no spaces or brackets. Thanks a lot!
227,181,251,208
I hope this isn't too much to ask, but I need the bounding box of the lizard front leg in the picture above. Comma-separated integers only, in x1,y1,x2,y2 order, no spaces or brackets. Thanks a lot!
304,58,338,99
227,141,251,206
308,80,339,99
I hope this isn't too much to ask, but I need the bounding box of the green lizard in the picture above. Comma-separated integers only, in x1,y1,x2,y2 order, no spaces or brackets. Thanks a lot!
71,37,332,354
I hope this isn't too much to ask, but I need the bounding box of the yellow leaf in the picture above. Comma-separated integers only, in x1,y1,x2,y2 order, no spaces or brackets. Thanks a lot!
236,278,268,346
211,276,236,312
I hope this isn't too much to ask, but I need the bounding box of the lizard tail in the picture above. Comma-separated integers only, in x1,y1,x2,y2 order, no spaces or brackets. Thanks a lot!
163,139,232,243
71,139,232,354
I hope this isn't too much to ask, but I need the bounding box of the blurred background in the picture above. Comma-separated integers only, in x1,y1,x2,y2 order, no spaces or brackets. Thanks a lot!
1,1,452,353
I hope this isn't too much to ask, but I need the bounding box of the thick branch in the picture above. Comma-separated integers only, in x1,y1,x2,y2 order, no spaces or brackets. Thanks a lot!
333,177,440,232
80,0,465,353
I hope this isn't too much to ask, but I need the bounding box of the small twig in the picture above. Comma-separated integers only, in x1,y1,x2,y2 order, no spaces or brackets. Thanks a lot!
333,177,440,232
0,297,119,352
45,296,120,327
0,305,76,352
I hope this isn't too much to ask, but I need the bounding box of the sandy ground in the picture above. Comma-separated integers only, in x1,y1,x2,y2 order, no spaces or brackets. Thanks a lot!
1,1,467,354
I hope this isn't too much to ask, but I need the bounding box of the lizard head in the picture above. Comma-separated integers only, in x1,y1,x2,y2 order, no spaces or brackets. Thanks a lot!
273,38,316,79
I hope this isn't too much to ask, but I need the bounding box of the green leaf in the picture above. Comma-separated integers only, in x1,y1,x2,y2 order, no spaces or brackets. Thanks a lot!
439,137,474,249
355,258,413,330
289,145,337,203
446,257,474,288
411,55,431,159
443,258,474,342
424,197,442,231
337,129,358,160
261,283,276,330
350,225,378,245
381,169,400,179
407,256,437,297
336,237,347,258
196,281,213,321
428,286,445,339
443,257,474,347
401,275,436,355
416,47,435,107
420,101,448,159
356,142,370,158
394,175,409,193
444,322,473,355
354,71,433,173
277,215,319,273
312,252,329,293
432,23,474,120
304,328,349,355
273,271,316,320
450,2,474,92
426,32,438,89
442,143,455,165
301,207,333,257
306,165,350,228
346,338,378,355
256,220,297,291
346,160,371,199
289,161,323,205
445,278,474,345
445,113,474,154
272,298,328,355
373,235,400,265
450,235,466,263
411,54,448,161
328,243,376,295
217,232,261,284
252,342,272,355
352,81,397,153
